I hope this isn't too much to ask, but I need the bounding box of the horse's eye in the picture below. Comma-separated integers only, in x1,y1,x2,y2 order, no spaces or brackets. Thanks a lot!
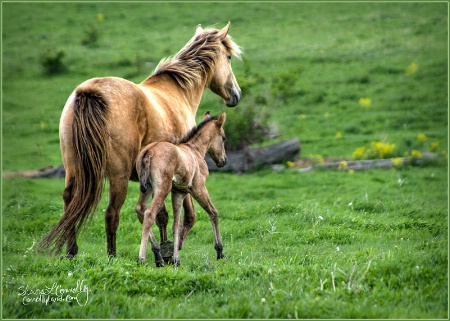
222,136,226,142
227,54,232,61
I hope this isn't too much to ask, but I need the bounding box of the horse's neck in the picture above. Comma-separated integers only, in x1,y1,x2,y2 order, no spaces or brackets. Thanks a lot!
141,74,205,115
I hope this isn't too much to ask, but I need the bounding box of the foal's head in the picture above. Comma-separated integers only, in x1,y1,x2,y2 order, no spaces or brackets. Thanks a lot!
203,111,227,168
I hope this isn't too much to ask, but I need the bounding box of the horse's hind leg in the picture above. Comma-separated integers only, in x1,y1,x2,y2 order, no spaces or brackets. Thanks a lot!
105,176,129,257
62,177,78,258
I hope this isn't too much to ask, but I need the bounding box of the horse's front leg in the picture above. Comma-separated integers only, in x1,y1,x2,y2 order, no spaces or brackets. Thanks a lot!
171,191,186,267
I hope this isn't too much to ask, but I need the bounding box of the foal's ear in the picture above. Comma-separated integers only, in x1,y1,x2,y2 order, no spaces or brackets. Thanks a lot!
217,21,231,39
203,110,211,121
217,112,226,128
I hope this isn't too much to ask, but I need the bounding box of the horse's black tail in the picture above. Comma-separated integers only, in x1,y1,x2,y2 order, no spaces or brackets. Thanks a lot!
39,89,109,255
138,150,151,194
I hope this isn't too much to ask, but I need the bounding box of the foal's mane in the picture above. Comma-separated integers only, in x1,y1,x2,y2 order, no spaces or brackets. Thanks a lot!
179,116,219,144
149,27,241,89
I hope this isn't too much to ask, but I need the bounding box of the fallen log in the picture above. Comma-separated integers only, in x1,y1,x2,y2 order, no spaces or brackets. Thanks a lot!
2,138,301,178
2,164,65,179
301,152,436,172
205,138,301,173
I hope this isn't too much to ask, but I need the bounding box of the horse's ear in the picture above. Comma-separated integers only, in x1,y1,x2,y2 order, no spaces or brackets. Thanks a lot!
217,112,226,128
203,110,211,120
217,21,231,39
194,24,203,37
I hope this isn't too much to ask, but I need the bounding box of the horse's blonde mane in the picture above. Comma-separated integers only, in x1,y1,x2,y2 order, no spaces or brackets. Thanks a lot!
150,27,241,89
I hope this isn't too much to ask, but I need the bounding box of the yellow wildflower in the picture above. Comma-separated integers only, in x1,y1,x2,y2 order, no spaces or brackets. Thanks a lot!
411,150,422,159
286,161,295,168
392,157,404,167
352,146,366,160
416,133,427,142
338,160,348,170
310,154,325,165
405,62,418,75
359,97,371,108
430,141,440,152
371,141,395,159
336,131,342,139
96,13,105,22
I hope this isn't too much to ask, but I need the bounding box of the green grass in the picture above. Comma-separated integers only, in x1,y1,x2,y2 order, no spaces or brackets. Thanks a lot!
1,2,448,319
2,166,448,318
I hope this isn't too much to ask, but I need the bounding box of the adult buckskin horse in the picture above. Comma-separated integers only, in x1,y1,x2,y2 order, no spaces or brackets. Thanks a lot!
39,22,241,258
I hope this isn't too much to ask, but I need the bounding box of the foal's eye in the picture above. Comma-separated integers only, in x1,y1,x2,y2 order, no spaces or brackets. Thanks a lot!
227,54,232,61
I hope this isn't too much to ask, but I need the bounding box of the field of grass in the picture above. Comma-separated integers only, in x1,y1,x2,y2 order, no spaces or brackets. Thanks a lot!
2,2,448,319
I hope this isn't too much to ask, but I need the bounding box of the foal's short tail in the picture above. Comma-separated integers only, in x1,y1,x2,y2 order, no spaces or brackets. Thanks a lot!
39,89,109,255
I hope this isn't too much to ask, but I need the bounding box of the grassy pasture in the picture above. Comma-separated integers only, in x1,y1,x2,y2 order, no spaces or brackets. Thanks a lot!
1,2,448,319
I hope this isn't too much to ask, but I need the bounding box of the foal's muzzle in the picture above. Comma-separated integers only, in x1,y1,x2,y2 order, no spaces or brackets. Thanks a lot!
216,157,228,168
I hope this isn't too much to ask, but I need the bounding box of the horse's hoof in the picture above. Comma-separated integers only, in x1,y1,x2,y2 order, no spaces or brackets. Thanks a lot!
217,253,225,260
155,260,165,268
60,254,76,261
137,257,145,264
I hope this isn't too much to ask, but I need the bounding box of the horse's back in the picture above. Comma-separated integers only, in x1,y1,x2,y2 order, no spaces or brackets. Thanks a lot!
61,76,148,179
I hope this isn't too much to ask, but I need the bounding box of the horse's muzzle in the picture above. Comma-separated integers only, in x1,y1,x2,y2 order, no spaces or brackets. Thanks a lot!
225,88,241,107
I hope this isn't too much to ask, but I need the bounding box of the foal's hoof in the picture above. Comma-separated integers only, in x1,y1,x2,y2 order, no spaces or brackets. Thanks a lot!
170,257,181,268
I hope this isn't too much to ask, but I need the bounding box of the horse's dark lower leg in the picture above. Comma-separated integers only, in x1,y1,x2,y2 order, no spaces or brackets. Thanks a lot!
155,205,169,242
62,179,78,258
179,195,197,250
105,178,128,257
66,234,78,258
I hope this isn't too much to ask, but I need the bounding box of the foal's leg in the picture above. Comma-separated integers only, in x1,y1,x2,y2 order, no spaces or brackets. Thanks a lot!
179,195,197,250
135,191,152,224
155,205,169,242
192,187,224,260
171,191,186,267
136,188,168,243
139,190,169,267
